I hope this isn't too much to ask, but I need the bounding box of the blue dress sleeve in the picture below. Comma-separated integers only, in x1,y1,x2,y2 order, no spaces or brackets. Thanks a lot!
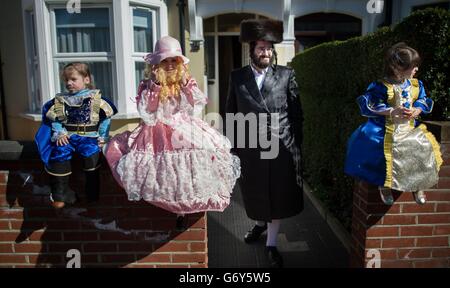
413,80,433,114
356,81,390,117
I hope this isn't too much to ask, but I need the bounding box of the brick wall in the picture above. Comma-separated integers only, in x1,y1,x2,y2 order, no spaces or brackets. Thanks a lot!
350,122,450,268
0,142,208,268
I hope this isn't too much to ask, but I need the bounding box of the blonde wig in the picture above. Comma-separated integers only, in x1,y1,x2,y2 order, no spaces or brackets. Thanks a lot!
144,57,191,103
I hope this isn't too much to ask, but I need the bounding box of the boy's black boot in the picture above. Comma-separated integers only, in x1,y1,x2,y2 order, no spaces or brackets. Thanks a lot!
49,175,69,209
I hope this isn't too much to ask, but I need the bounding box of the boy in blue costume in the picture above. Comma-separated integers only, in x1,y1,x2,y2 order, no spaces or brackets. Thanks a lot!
35,62,117,209
345,43,442,206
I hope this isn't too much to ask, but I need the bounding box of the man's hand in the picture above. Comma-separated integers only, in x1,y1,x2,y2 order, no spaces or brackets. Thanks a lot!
56,134,69,146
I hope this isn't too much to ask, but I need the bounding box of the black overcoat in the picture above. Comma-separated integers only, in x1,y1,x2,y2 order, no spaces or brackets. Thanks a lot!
225,64,304,221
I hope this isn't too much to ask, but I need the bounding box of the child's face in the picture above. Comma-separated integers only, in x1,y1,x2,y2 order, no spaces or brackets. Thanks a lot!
159,57,180,72
64,71,90,93
401,66,418,80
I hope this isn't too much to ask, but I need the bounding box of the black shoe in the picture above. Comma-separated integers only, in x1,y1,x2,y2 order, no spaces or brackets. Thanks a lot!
244,224,267,243
85,169,100,203
176,216,187,231
266,246,283,268
64,188,78,205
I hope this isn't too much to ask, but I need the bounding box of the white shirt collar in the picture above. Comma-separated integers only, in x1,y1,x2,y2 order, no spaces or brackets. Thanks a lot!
250,64,268,77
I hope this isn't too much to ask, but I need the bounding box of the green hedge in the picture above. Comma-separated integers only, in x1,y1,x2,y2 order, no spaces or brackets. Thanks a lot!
290,8,450,230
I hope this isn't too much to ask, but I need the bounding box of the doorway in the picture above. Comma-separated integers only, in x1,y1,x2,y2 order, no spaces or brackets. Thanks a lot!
203,13,267,121
218,36,241,118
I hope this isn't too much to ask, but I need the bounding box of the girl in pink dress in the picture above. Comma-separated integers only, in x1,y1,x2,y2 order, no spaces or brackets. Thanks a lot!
104,36,240,220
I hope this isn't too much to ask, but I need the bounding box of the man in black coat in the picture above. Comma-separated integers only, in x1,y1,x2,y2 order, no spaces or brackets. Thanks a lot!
225,19,304,268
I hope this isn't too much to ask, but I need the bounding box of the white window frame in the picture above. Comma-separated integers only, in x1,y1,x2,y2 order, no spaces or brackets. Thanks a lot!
23,8,42,114
130,5,158,98
49,4,116,102
20,0,168,120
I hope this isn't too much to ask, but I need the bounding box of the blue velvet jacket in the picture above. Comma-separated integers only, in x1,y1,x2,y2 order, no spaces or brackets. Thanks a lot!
35,89,118,165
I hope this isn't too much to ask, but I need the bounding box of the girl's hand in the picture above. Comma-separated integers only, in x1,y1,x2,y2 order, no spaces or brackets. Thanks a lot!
56,135,70,146
151,66,159,84
97,138,106,148
405,107,422,119
389,107,409,119
181,64,190,86
181,73,188,86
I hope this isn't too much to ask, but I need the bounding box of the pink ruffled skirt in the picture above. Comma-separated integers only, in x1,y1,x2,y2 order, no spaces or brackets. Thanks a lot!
104,113,240,214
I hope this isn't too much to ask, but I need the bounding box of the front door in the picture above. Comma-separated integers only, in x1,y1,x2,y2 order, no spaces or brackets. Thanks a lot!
218,36,242,119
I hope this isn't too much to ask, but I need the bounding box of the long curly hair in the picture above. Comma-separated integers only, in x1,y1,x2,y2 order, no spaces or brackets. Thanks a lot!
144,57,191,103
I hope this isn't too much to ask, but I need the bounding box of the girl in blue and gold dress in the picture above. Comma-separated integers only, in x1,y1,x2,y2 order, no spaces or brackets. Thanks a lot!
345,43,442,205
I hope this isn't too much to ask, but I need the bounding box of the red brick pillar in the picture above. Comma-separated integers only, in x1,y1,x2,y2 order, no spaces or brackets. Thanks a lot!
350,122,450,268
0,142,208,268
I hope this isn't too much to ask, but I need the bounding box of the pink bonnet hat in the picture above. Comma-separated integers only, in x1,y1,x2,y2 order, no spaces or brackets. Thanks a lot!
144,36,189,65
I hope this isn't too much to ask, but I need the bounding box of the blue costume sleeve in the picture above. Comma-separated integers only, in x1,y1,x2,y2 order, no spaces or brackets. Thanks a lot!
98,96,117,141
34,99,55,166
100,96,118,117
50,122,68,142
98,118,111,140
413,80,433,114
356,82,390,117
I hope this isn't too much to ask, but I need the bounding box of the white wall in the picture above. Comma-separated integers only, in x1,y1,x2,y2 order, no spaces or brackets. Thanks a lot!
392,0,449,23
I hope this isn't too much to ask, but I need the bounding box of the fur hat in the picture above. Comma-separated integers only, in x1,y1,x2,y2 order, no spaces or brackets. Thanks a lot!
240,19,283,43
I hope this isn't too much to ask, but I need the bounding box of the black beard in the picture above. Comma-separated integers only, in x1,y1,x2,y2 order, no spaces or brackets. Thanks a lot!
251,54,272,69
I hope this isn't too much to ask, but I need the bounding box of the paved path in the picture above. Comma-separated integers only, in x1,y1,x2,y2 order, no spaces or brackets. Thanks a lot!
207,184,349,268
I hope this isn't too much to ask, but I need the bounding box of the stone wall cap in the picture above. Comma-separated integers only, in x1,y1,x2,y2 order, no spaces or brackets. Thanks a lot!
0,141,39,161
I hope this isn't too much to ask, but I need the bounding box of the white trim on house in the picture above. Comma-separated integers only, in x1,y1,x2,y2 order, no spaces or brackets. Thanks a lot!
392,0,449,23
129,5,157,106
113,0,131,116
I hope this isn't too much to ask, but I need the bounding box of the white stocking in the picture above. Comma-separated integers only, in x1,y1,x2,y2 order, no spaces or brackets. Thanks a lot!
266,219,281,247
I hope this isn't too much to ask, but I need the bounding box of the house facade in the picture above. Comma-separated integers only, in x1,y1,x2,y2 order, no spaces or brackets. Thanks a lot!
0,0,448,140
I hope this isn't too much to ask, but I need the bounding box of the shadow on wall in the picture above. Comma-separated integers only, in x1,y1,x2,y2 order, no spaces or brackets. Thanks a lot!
4,155,203,268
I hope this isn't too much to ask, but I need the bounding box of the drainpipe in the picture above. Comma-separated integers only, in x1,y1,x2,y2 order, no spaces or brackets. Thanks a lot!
0,52,9,140
385,0,393,26
381,0,393,27
177,0,186,54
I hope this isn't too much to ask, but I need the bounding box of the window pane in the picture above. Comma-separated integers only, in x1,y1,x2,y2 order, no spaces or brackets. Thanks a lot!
133,8,153,53
135,61,146,92
55,8,111,53
25,11,41,113
58,62,114,102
